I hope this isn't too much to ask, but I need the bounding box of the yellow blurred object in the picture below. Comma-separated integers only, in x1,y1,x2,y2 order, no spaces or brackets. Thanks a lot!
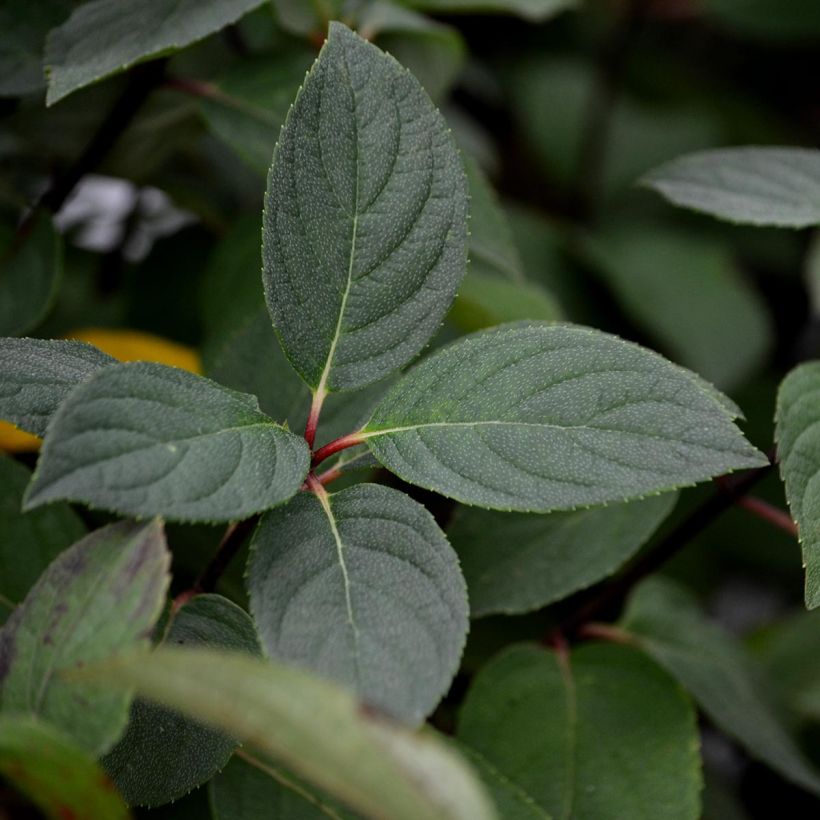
0,421,41,453
66,328,202,374
1,328,202,454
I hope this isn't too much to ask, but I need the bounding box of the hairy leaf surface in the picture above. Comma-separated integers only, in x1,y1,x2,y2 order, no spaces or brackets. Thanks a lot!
81,647,497,820
248,483,468,725
0,520,170,755
361,324,766,512
263,23,468,393
25,362,309,523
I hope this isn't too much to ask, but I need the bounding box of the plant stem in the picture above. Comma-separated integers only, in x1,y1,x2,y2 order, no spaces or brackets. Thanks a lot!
559,462,773,638
311,432,365,468
714,476,797,536
304,388,327,450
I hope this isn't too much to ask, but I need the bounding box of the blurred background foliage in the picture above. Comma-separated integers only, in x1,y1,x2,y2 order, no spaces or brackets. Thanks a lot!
2,0,820,816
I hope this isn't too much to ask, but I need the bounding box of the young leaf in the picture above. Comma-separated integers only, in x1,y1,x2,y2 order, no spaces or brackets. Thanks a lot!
79,647,497,820
448,492,677,616
102,594,260,807
0,337,114,436
263,22,468,394
620,578,820,796
457,642,702,819
44,0,266,105
0,214,62,336
360,323,766,512
0,454,85,612
775,362,820,608
211,755,354,820
248,483,468,725
0,716,129,820
24,362,310,523
0,520,170,755
641,147,820,228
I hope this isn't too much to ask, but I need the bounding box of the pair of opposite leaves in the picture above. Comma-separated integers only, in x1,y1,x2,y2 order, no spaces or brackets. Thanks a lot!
8,23,764,726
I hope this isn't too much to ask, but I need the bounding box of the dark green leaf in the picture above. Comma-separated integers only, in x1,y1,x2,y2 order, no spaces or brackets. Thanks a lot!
248,483,468,725
102,594,260,807
361,323,766,512
0,214,62,336
620,578,820,795
25,362,310,523
80,646,497,820
457,642,701,819
0,716,129,820
642,148,820,228
263,22,468,393
0,454,85,612
448,492,677,616
775,362,820,607
45,0,266,105
0,520,170,755
0,337,114,436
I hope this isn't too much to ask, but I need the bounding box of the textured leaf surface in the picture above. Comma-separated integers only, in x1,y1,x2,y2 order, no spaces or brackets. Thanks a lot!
776,363,820,607
0,716,129,820
449,492,677,616
642,148,820,227
211,755,356,820
45,0,265,104
361,323,766,512
0,455,85,611
263,23,468,393
0,520,170,755
0,214,61,336
82,647,497,820
0,337,114,436
248,483,468,725
25,362,309,523
621,578,820,795
103,595,259,807
457,642,701,819
207,308,392,448
583,227,771,390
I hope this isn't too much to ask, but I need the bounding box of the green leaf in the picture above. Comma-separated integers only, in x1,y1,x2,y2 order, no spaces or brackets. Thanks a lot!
44,0,266,105
0,454,85,612
399,0,577,21
775,362,820,608
248,483,468,725
102,594,260,807
198,49,315,177
620,578,820,796
0,0,71,96
0,520,170,755
358,4,466,102
271,0,343,35
0,337,114,436
79,646,497,820
263,22,468,394
582,226,771,390
211,755,356,820
448,492,677,616
0,716,129,820
457,642,701,819
24,362,310,523
702,0,820,43
207,308,393,448
642,148,820,228
0,214,62,336
360,323,766,512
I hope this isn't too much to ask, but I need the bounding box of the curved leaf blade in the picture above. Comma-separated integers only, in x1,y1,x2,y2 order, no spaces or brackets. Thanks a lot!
0,520,170,755
248,483,468,725
361,324,766,512
263,22,468,393
25,362,310,523
642,147,820,228
79,647,497,820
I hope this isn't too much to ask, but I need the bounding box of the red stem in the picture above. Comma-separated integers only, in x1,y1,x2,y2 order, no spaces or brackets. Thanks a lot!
311,432,365,468
304,390,326,450
735,495,798,537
